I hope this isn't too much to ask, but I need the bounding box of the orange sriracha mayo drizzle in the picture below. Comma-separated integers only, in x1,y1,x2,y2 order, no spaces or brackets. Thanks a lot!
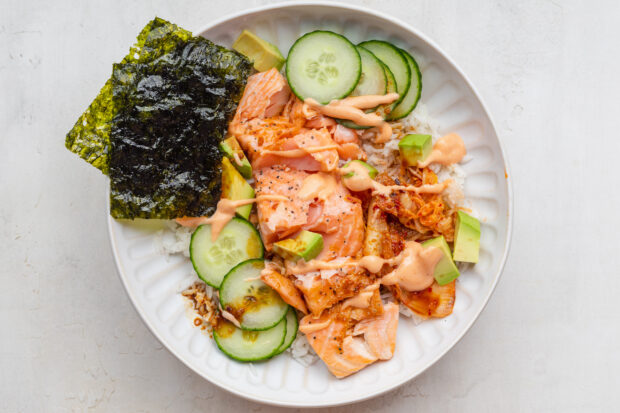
285,241,442,292
303,93,400,143
339,161,452,196
175,195,288,241
418,133,467,167
232,151,245,167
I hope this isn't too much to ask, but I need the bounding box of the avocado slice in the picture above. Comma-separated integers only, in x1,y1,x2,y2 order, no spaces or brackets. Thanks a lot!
233,30,285,72
221,157,254,220
273,231,324,262
398,134,432,166
219,136,252,179
453,211,480,263
422,236,460,285
343,160,378,179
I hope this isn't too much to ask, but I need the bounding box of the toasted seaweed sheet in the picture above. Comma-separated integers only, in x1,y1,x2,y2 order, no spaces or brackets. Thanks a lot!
65,18,253,219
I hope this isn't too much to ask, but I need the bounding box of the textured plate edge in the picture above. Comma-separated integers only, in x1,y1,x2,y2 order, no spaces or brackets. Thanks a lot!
106,1,514,408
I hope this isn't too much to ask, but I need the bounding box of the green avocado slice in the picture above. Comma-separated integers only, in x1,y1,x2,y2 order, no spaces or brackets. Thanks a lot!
221,157,254,219
273,231,324,262
398,133,432,166
422,236,460,285
220,136,252,179
233,30,285,72
453,211,480,263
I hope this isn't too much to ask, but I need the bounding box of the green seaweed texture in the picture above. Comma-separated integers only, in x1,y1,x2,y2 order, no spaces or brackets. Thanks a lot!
65,18,253,219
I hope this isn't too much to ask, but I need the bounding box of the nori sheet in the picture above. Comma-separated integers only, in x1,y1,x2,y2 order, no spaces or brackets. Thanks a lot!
65,18,253,219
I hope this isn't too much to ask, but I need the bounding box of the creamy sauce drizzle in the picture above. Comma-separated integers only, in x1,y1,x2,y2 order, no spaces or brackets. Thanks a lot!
288,241,442,292
261,145,339,158
418,133,467,167
340,161,452,195
304,94,399,143
297,172,339,201
176,195,288,241
380,241,442,291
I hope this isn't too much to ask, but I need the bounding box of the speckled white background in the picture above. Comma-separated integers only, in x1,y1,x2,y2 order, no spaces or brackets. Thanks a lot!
1,0,619,411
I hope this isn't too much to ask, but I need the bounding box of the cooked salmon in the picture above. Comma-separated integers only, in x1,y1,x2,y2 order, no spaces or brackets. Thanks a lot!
252,128,339,172
231,68,290,124
254,165,312,247
300,300,397,378
293,266,374,316
332,124,366,161
352,302,399,360
260,261,308,314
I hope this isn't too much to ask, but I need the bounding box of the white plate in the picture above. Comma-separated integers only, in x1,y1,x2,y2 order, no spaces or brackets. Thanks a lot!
108,2,513,407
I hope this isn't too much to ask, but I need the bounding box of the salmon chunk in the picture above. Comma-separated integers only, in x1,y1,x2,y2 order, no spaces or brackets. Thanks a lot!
353,302,399,360
293,267,374,316
300,300,398,378
260,262,308,314
231,68,290,123
254,166,312,247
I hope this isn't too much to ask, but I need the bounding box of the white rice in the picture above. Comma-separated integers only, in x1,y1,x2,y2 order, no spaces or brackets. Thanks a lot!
154,221,192,257
287,332,320,367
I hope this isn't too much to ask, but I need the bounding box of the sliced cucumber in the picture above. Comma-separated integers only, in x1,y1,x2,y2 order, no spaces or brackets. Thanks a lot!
274,307,299,356
189,218,263,288
358,40,410,107
388,48,422,120
286,30,361,104
351,46,387,97
213,317,286,362
219,259,289,331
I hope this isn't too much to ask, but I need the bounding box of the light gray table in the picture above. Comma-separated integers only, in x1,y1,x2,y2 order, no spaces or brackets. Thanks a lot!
2,0,618,411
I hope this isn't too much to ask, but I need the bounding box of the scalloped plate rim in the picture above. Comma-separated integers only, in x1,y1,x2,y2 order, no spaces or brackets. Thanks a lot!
107,1,514,407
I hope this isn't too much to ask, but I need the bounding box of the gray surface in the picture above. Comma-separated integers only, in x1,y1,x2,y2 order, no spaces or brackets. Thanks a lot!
1,0,618,411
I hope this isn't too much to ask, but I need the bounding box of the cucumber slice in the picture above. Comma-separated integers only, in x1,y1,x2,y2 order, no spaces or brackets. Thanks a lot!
286,30,361,104
274,307,299,355
219,259,289,331
351,46,387,96
358,40,410,107
213,317,286,362
189,218,263,288
388,48,422,120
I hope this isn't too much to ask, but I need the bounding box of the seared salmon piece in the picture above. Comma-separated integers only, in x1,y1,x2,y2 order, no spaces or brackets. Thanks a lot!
231,68,290,124
254,166,312,247
332,124,366,161
293,266,374,316
300,308,376,378
300,300,397,378
352,302,399,360
261,261,308,314
302,175,365,260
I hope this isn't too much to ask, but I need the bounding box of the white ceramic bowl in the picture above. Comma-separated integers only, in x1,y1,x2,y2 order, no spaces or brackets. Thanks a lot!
108,1,513,407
